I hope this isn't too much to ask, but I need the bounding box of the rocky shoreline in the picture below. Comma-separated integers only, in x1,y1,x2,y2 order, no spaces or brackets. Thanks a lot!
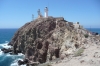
1,17,100,66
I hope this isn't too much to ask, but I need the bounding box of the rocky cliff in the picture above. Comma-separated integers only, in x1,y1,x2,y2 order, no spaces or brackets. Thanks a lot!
8,17,100,66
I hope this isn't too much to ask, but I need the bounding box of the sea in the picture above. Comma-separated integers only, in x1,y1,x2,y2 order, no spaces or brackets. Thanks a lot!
0,28,100,66
0,29,25,66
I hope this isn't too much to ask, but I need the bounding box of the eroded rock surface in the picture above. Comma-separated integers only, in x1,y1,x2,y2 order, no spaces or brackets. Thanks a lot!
8,17,100,66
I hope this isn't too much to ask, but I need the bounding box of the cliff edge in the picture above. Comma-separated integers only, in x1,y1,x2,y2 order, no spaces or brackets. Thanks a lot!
8,17,100,66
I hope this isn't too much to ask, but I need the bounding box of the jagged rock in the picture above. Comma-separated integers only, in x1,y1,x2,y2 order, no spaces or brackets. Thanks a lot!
92,32,99,35
18,59,29,65
8,17,100,65
1,48,12,53
1,48,6,51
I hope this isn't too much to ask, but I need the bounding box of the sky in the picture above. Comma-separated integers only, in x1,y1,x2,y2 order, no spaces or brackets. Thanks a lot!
0,0,100,28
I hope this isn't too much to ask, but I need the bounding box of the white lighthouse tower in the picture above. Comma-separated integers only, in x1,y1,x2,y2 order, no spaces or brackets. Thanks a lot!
44,7,48,18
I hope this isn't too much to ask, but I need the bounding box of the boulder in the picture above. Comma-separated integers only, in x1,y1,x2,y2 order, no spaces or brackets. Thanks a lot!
18,59,29,65
1,48,12,53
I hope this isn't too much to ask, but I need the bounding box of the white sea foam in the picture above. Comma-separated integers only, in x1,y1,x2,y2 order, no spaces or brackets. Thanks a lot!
10,58,26,66
0,41,9,56
7,50,25,66
0,41,11,49
0,49,4,56
0,41,25,66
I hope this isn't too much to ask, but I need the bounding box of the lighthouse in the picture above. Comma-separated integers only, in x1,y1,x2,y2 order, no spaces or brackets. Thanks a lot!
44,7,48,18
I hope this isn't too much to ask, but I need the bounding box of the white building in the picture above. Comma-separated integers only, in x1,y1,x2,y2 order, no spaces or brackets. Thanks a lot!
74,22,81,29
44,7,48,18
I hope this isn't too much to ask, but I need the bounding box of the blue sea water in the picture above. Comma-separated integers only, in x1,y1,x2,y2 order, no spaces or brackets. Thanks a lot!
0,28,100,66
0,29,25,66
86,28,100,34
0,29,17,44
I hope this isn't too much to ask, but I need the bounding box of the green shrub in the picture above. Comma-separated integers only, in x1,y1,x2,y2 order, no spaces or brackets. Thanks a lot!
74,48,84,57
84,34,89,38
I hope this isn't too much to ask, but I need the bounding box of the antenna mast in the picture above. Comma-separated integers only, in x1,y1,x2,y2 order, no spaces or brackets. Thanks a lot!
32,14,34,21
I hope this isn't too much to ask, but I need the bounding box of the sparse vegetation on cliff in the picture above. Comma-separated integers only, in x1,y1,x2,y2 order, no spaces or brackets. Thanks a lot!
74,48,84,57
84,34,89,38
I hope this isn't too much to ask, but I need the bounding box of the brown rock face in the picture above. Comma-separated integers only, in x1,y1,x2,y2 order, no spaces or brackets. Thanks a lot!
8,17,75,63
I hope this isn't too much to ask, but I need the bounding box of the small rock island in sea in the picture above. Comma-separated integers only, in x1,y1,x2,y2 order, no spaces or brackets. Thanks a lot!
2,7,100,66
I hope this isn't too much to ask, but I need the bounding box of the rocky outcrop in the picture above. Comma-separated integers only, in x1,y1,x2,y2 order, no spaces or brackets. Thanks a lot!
1,48,12,53
8,17,100,65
